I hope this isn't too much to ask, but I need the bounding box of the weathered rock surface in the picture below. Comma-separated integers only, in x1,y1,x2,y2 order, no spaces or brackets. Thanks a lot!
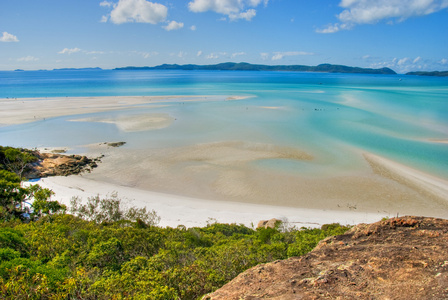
257,218,282,229
25,152,101,178
205,216,448,300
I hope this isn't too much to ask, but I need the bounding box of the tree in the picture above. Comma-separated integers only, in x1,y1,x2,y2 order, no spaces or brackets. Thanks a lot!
70,193,160,226
0,170,28,221
0,170,65,222
0,147,37,178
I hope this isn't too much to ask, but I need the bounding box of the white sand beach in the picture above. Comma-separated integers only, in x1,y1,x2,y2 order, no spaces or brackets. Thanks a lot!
31,175,386,228
4,96,448,227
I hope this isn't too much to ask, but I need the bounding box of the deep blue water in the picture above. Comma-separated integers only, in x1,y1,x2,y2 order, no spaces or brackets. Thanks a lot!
1,69,447,179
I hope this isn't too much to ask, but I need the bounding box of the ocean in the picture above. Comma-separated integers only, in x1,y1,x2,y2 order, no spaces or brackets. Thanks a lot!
1,69,447,180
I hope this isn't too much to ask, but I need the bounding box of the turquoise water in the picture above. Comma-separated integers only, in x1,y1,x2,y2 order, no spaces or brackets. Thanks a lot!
1,70,447,179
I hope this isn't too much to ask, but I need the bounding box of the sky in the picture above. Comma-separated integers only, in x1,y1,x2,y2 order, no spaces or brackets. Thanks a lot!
1,0,447,73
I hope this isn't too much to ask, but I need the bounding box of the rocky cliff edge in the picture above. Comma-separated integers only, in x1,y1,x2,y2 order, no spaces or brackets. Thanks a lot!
205,216,448,299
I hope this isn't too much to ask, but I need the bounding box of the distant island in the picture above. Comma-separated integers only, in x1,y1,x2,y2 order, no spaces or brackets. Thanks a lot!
114,62,397,75
405,71,448,77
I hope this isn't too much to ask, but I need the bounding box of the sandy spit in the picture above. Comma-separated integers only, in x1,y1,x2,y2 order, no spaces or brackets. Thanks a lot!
0,95,251,126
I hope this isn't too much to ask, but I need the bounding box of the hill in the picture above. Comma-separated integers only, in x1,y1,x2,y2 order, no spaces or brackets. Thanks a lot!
205,216,448,299
406,71,448,77
114,62,397,75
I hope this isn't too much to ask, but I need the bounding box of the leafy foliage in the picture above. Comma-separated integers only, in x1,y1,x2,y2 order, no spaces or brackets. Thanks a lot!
0,147,352,299
0,147,65,222
70,193,160,226
0,211,350,299
0,146,38,178
0,170,65,222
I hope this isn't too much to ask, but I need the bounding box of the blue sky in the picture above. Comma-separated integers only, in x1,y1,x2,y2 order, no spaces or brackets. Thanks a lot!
1,0,447,72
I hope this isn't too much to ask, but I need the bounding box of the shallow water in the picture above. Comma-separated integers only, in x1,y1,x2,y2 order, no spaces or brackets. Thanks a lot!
1,70,447,180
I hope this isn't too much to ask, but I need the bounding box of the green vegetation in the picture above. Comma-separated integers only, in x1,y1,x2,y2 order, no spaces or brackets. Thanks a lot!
0,146,65,222
0,147,351,299
0,146,39,178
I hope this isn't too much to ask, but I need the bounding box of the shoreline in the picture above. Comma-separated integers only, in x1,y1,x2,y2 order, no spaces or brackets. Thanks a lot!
29,175,386,228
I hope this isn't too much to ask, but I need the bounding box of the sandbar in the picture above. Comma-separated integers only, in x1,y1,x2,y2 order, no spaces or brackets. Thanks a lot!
0,95,251,126
70,113,174,132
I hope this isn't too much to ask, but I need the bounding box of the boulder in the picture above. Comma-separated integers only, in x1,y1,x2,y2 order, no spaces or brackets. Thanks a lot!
257,218,282,229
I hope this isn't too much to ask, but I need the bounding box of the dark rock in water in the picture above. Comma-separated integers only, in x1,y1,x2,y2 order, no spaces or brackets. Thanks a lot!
106,142,126,147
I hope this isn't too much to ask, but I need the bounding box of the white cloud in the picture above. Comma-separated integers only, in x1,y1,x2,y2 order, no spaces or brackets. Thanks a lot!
197,50,203,56
271,53,283,61
100,1,113,7
206,53,219,59
171,51,187,58
260,52,269,60
0,32,19,42
367,56,446,73
397,57,409,65
440,58,448,65
58,48,82,54
85,51,105,55
231,9,256,21
17,56,39,62
163,20,184,31
132,51,158,58
190,25,197,31
318,0,448,33
205,52,228,59
271,51,314,60
231,52,246,58
57,48,105,56
108,0,168,24
101,15,109,22
316,22,351,33
188,0,266,21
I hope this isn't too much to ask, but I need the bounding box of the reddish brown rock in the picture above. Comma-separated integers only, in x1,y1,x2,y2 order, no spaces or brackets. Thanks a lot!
205,216,448,300
25,152,101,178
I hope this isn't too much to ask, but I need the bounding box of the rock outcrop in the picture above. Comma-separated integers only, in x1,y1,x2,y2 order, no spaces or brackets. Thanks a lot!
25,152,101,178
257,218,282,229
205,216,448,299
